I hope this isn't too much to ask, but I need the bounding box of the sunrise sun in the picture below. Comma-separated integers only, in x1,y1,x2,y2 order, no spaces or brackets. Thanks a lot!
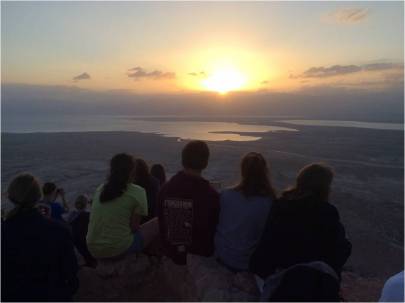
202,67,247,94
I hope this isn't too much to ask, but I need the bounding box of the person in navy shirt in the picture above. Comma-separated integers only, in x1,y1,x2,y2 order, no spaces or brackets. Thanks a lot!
40,182,69,221
2,174,79,301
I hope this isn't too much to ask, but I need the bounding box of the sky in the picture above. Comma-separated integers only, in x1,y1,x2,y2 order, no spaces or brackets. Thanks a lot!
2,1,404,94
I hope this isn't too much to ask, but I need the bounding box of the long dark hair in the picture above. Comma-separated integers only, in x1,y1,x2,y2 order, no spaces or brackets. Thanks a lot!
133,158,150,189
234,152,277,200
151,164,166,185
100,153,136,202
282,163,334,202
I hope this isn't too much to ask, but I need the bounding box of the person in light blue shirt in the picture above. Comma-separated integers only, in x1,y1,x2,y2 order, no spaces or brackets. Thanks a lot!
215,152,277,272
379,271,404,302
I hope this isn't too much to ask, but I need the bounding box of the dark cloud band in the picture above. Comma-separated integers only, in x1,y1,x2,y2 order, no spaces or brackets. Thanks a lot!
293,62,403,79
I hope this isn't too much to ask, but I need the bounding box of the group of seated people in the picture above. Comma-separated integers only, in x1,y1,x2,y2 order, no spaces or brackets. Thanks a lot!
1,140,403,302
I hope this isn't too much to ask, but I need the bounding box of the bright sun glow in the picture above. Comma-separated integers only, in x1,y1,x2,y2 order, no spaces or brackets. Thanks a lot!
202,67,247,94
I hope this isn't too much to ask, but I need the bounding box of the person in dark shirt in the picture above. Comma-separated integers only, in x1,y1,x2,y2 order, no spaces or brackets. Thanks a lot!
151,163,167,186
134,158,161,223
157,140,220,265
250,163,351,281
67,195,97,268
39,182,69,222
2,173,79,302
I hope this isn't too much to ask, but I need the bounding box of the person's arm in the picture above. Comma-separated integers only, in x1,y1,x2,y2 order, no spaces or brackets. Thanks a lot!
130,211,142,232
130,187,148,232
249,216,275,279
58,189,69,212
322,205,352,275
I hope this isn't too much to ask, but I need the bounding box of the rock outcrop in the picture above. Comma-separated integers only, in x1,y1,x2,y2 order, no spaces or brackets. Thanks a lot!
75,253,385,302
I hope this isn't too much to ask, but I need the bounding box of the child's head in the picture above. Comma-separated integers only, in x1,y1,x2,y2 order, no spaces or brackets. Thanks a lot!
75,194,89,210
42,182,58,201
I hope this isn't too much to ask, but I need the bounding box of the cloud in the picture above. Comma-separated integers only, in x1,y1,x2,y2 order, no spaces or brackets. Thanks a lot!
362,62,403,71
188,71,206,77
327,8,369,23
293,62,403,79
73,72,91,81
299,65,362,78
127,67,175,80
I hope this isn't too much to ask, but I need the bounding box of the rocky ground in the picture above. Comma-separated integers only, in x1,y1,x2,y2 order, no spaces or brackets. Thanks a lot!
74,253,386,302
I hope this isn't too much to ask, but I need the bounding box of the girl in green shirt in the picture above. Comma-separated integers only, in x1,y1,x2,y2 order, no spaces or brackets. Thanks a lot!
87,153,158,259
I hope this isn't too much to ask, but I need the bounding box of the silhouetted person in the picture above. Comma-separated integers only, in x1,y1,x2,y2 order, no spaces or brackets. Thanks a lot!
134,158,160,222
157,140,220,265
2,174,79,302
215,152,276,272
151,163,167,186
68,195,97,268
39,182,69,222
86,153,158,259
250,163,351,280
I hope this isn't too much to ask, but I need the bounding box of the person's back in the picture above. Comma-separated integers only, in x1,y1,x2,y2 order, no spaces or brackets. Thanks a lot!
2,174,78,302
2,209,79,301
139,176,160,222
256,197,350,275
215,189,271,271
158,171,219,264
134,159,161,223
87,183,147,258
250,163,351,280
87,153,158,261
72,212,97,267
157,140,220,265
215,152,276,272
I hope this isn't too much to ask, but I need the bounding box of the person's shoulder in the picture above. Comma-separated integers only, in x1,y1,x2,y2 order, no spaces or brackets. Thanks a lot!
319,202,340,218
95,184,104,192
127,183,144,192
127,184,148,204
158,172,182,192
204,180,219,194
38,215,72,238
